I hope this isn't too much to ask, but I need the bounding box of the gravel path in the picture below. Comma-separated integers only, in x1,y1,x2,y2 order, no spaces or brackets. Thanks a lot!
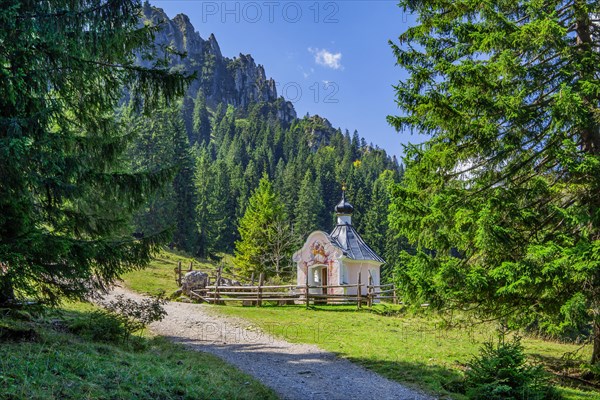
105,287,434,400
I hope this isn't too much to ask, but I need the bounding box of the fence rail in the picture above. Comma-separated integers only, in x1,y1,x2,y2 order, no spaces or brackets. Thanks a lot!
183,269,399,308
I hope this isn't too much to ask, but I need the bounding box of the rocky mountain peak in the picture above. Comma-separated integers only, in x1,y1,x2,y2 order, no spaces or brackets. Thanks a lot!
173,14,203,56
141,6,296,124
207,33,222,59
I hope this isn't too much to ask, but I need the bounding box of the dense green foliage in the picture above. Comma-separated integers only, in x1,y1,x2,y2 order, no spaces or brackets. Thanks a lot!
295,170,325,238
388,0,600,363
130,95,403,274
234,176,295,278
363,170,408,282
465,336,560,400
124,101,197,250
0,0,188,305
194,149,235,258
0,0,402,304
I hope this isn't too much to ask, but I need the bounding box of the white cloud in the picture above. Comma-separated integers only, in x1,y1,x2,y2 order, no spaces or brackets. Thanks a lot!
308,47,343,70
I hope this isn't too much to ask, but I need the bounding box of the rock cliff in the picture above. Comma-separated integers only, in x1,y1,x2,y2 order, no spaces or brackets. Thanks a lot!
141,4,297,124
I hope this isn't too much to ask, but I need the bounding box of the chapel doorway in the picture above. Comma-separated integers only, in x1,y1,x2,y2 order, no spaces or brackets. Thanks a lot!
321,267,328,294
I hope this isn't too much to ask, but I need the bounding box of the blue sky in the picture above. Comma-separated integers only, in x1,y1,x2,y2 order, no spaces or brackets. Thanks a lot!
152,1,421,158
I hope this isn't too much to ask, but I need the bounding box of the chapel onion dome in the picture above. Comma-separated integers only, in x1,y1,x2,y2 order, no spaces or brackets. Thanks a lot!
335,190,354,215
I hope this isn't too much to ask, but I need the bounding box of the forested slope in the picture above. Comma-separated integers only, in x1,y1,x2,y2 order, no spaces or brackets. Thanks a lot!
125,5,405,279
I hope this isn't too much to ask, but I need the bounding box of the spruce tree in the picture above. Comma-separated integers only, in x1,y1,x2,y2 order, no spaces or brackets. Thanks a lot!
363,170,395,257
124,104,176,237
125,100,197,253
345,164,369,232
192,89,211,145
295,170,325,238
181,95,195,141
205,160,234,255
351,130,361,159
388,0,600,363
234,176,292,278
170,102,198,253
194,147,212,257
0,0,188,305
280,161,300,221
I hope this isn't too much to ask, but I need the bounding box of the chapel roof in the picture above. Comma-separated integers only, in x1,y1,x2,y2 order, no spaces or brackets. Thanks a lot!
329,224,385,263
329,190,384,263
334,190,354,214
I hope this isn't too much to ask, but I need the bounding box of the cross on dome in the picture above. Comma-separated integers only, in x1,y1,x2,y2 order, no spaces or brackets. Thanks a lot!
335,185,354,216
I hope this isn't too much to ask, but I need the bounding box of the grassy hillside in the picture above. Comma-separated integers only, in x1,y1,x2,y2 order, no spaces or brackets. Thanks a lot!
120,250,278,297
0,302,277,400
120,250,230,296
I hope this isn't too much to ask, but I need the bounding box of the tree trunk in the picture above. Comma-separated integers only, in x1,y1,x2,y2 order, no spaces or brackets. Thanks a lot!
574,4,600,366
0,280,14,305
575,4,600,154
593,320,600,365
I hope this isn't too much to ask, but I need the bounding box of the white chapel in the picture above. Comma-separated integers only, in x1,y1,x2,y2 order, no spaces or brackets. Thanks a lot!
293,190,384,297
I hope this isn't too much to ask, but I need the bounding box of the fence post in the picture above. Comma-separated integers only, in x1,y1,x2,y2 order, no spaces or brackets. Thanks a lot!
367,271,373,308
393,285,398,305
188,261,193,271
250,272,255,286
257,272,264,307
357,271,362,310
305,266,310,309
176,261,182,287
215,266,222,305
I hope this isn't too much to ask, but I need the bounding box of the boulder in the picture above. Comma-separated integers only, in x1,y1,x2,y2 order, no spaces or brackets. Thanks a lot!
217,277,231,286
181,271,209,295
216,277,240,287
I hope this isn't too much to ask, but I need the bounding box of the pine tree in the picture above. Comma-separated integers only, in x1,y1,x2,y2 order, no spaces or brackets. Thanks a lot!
171,121,198,253
363,171,395,257
125,104,176,237
280,161,300,221
205,159,234,255
388,0,600,363
295,170,325,238
234,176,292,278
351,129,361,159
192,89,211,145
125,100,197,253
0,0,188,305
345,163,369,232
314,146,339,230
194,147,211,257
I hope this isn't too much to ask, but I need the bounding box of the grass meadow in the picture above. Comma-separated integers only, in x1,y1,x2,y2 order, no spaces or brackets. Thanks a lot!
122,251,600,399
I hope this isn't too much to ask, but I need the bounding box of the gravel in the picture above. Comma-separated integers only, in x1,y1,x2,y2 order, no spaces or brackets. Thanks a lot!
105,287,434,400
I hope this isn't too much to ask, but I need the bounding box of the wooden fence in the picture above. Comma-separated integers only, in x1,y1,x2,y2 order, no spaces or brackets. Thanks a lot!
174,261,246,287
181,268,399,308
